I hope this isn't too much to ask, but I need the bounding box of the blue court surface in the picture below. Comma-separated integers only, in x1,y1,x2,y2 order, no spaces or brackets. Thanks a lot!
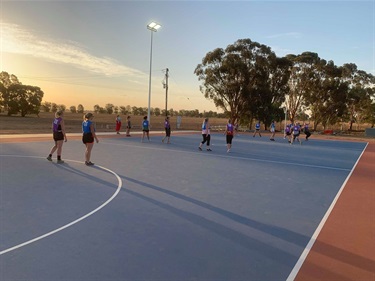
0,132,367,281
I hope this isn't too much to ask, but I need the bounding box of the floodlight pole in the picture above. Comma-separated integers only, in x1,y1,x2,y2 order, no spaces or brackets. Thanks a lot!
147,22,161,125
165,68,169,116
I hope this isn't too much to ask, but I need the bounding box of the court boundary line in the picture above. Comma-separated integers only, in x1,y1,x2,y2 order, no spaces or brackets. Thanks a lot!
0,155,123,256
286,142,369,281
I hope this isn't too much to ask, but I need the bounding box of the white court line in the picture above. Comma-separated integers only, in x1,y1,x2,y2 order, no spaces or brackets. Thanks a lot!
286,142,369,281
0,155,123,256
101,140,351,172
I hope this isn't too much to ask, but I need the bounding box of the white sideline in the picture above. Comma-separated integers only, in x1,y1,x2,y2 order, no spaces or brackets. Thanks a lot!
0,156,123,256
286,142,369,280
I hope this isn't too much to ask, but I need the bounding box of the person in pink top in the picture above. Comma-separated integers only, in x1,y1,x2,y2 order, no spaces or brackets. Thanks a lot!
199,118,212,151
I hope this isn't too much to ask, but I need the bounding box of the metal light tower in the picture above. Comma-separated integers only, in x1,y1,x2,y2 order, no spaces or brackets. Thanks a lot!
146,21,161,124
164,68,169,116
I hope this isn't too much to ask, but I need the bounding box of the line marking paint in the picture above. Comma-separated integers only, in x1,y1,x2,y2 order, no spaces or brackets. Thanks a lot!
286,142,369,281
0,155,123,256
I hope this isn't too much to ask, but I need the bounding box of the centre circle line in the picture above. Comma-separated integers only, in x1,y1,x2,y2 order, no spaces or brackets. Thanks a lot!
0,155,123,256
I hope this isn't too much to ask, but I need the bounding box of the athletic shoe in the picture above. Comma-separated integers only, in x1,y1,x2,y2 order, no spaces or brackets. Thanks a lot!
198,147,202,151
207,148,212,151
227,149,231,153
85,161,94,166
57,159,64,164
47,156,52,161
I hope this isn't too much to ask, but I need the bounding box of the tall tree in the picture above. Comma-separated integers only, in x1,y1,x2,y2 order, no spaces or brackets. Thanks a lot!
341,63,375,130
285,52,322,123
305,60,348,130
77,104,84,113
195,39,289,125
5,84,44,116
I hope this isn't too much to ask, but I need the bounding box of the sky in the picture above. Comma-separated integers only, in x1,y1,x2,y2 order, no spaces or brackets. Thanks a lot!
1,0,374,113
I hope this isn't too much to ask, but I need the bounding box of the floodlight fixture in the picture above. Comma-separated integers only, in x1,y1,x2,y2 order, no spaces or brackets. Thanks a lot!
147,22,161,32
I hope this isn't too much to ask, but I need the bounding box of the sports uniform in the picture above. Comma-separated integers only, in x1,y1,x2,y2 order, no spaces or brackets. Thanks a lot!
82,119,94,144
199,120,211,151
52,117,64,141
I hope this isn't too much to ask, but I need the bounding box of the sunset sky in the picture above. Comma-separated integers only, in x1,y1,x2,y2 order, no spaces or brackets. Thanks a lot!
1,0,374,113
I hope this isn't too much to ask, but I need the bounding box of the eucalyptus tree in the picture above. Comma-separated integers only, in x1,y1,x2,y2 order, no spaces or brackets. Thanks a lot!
341,63,375,130
195,39,279,124
305,60,349,130
285,52,322,123
5,84,44,116
0,71,21,111
77,104,85,114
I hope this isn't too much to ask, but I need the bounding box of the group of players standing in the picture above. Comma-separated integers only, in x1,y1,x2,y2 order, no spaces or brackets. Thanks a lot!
198,118,312,152
46,111,312,165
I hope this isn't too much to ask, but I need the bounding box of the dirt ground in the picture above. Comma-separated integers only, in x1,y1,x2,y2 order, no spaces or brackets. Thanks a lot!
1,113,374,143
0,113,227,134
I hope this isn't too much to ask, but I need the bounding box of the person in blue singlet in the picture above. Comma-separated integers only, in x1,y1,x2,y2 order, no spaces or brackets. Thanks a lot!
162,116,171,144
199,118,211,151
141,116,150,142
269,120,276,141
47,110,67,163
225,119,234,153
291,122,302,145
82,112,99,166
253,121,262,137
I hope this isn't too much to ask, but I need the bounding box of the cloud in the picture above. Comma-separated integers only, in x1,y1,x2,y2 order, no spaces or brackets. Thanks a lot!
1,22,146,78
266,32,302,39
270,46,295,57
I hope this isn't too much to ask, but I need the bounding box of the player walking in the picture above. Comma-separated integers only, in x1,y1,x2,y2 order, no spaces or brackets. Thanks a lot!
199,118,212,151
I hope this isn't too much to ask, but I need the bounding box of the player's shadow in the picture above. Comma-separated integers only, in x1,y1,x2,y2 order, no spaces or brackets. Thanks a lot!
55,163,117,189
121,175,308,246
122,176,375,275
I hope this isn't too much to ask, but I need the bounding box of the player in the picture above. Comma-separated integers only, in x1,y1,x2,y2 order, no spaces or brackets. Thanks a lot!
291,122,302,145
82,112,99,166
199,118,212,151
270,120,276,141
162,116,171,144
253,121,262,137
141,116,150,142
47,110,67,164
224,119,234,153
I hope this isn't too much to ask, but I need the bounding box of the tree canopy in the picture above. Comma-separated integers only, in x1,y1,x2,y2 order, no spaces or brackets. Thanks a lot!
0,72,44,116
195,39,375,129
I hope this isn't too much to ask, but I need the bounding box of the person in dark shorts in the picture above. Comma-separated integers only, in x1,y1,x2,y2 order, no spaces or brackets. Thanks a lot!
162,116,171,144
291,122,302,145
225,119,234,153
47,110,67,163
141,116,150,142
303,122,311,141
284,123,292,143
253,121,262,137
126,116,132,137
82,112,99,166
199,118,211,151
